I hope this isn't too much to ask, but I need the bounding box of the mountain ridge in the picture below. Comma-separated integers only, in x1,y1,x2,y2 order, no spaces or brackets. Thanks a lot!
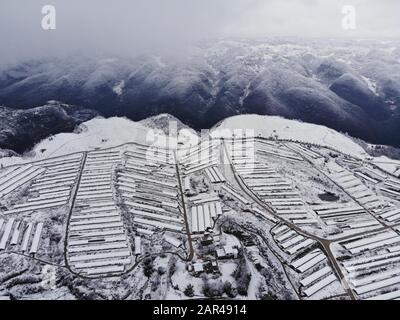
0,38,399,147
0,101,98,153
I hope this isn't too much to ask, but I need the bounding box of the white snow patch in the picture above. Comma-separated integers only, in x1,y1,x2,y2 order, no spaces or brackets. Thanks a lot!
113,80,125,96
212,114,368,159
372,156,400,175
0,117,164,166
153,56,167,68
361,76,379,96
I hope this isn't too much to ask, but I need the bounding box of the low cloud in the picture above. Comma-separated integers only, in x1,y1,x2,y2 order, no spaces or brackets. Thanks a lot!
0,0,398,65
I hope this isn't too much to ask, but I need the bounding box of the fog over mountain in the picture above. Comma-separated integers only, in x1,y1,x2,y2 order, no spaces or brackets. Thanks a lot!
0,1,399,152
1,0,399,65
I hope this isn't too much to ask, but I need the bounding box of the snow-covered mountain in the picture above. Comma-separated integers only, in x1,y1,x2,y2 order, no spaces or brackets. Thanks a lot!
0,38,399,147
0,114,189,166
0,101,98,153
1,113,394,167
212,114,369,158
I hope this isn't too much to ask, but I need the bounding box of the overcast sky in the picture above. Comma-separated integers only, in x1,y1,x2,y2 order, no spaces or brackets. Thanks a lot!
0,0,399,65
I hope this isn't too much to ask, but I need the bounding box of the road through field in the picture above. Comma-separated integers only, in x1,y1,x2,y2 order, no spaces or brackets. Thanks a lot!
222,139,357,300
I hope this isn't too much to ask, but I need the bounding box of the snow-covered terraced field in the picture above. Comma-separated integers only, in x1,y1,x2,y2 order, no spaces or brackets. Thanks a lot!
326,163,384,210
66,149,133,276
335,230,400,300
272,224,315,255
117,145,185,235
228,138,318,226
0,154,83,215
311,203,381,235
1,114,400,299
271,224,343,298
0,218,44,254
180,140,221,175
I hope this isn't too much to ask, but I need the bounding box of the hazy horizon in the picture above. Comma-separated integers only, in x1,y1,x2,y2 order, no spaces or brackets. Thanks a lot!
0,0,399,65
